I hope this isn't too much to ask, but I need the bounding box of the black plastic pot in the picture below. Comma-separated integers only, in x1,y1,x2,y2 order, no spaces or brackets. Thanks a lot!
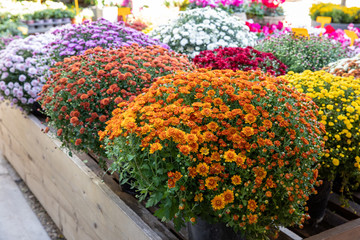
31,102,47,119
307,180,332,226
188,218,246,240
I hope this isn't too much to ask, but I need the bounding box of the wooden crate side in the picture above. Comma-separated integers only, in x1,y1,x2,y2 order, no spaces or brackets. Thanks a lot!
305,218,360,240
0,102,173,240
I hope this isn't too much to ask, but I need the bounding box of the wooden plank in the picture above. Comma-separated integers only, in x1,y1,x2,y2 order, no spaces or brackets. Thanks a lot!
322,209,348,228
0,101,178,240
327,193,360,220
305,218,360,240
351,192,360,205
279,227,303,240
80,152,182,240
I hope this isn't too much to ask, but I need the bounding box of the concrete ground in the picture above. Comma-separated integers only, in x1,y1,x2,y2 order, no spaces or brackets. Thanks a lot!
0,154,50,240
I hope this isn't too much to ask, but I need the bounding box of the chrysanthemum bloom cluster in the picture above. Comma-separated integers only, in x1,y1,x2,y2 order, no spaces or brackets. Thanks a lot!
124,19,148,32
193,46,287,76
316,24,360,58
39,44,193,158
189,0,243,8
245,21,291,40
285,70,360,196
150,7,257,58
255,34,347,73
0,32,60,112
100,69,325,238
261,0,285,9
323,54,360,79
0,35,21,51
48,18,168,62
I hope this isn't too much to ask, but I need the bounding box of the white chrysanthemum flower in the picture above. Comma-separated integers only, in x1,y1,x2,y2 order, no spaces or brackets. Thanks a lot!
150,6,257,58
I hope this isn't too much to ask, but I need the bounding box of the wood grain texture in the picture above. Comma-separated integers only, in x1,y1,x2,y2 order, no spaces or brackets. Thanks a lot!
0,101,177,240
305,218,360,240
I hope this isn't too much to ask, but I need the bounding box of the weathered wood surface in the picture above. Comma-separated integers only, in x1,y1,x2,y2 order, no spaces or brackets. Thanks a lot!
0,101,178,240
3,101,360,240
305,218,360,240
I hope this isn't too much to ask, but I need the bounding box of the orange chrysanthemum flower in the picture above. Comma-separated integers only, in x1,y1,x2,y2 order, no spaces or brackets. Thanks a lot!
205,176,219,190
253,166,267,179
149,142,163,154
196,163,209,176
186,134,198,144
231,175,242,185
247,199,258,212
248,214,258,224
224,149,237,162
241,126,255,137
211,195,225,210
194,193,204,202
179,145,191,155
223,189,234,204
207,121,219,131
200,147,210,155
244,113,257,124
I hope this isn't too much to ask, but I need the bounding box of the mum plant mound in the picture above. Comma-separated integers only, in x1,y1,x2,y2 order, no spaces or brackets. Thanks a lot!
0,32,60,112
323,54,360,79
100,69,325,239
48,18,168,62
255,34,348,73
149,7,257,58
39,44,193,158
193,46,287,76
284,70,360,197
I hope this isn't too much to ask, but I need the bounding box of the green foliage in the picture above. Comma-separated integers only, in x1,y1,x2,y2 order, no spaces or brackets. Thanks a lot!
255,33,347,73
245,2,284,17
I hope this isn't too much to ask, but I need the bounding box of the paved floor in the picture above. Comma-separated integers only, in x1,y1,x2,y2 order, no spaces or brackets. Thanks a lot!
0,154,50,240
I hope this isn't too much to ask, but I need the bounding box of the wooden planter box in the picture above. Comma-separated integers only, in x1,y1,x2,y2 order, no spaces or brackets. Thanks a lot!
2,101,360,240
0,101,178,240
246,15,285,26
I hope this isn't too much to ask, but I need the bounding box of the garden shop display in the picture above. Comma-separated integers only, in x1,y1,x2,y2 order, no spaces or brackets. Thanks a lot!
245,0,285,25
149,7,257,58
0,32,60,112
99,69,325,239
187,0,245,14
22,8,75,23
0,13,26,37
320,24,360,57
255,33,348,73
245,21,290,40
323,54,360,79
48,18,168,62
0,0,68,19
284,70,360,199
310,3,360,24
123,19,149,32
193,46,287,76
39,44,193,159
0,36,21,51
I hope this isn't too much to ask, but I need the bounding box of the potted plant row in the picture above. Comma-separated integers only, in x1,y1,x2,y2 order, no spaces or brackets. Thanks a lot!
22,9,74,25
310,3,360,30
2,11,360,240
245,0,286,26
